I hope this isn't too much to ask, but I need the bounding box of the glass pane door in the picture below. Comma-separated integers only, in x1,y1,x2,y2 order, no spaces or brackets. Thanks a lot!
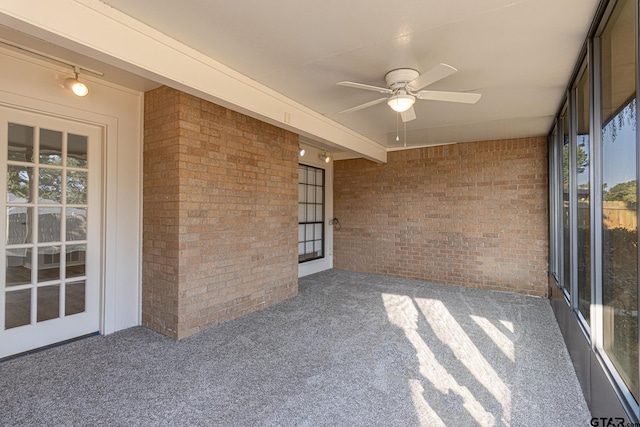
0,107,101,358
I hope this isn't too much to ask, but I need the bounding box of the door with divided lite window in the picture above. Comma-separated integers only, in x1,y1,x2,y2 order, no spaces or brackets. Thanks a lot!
0,106,101,359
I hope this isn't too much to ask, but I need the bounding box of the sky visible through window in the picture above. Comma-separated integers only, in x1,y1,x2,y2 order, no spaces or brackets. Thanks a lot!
603,100,636,189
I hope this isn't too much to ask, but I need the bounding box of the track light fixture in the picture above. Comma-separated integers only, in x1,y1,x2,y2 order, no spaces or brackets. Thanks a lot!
64,66,89,97
318,151,331,163
0,40,104,98
299,145,306,157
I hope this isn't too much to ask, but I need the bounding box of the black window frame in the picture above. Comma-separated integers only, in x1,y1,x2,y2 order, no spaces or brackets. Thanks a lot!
298,164,325,263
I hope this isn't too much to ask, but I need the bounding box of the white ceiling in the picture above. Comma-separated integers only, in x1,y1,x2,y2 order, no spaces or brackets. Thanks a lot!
95,0,600,149
0,0,600,153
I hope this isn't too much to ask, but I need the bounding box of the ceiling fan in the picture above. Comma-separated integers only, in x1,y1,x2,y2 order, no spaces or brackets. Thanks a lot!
337,64,481,122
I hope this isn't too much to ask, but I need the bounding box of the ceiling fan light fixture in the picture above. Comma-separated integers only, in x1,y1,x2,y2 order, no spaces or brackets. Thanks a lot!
387,93,415,113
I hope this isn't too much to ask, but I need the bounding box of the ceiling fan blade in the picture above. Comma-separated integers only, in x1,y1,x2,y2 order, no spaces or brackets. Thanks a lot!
416,90,481,104
407,63,457,91
340,97,388,114
337,81,392,94
400,106,416,122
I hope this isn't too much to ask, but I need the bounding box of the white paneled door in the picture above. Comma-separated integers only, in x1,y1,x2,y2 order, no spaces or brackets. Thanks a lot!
0,106,102,359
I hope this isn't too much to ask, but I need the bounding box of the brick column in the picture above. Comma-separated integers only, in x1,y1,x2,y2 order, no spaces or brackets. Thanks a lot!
143,86,298,339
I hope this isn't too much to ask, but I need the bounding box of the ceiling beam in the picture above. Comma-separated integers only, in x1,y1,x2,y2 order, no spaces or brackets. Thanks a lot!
0,0,387,163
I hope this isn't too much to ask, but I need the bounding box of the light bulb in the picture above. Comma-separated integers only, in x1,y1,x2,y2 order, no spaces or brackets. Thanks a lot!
65,77,89,97
387,94,415,113
318,152,331,163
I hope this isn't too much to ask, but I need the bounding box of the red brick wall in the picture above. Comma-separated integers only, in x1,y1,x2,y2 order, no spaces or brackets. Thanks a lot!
143,86,299,339
333,137,549,296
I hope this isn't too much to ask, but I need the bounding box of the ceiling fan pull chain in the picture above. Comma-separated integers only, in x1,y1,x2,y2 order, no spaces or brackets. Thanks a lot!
396,111,400,142
404,119,407,148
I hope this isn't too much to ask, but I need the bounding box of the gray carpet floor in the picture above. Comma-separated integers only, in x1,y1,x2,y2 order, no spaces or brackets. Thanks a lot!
1,269,589,426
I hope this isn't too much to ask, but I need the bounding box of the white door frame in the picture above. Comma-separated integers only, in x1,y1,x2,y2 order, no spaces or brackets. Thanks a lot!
0,103,106,358
0,47,143,342
0,95,116,339
0,105,104,357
